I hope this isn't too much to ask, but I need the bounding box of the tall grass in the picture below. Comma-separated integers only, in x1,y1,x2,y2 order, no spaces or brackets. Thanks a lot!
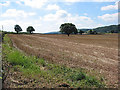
2,34,105,88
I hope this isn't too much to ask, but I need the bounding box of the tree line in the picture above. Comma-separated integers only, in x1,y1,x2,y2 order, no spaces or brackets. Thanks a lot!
14,23,119,36
14,23,80,36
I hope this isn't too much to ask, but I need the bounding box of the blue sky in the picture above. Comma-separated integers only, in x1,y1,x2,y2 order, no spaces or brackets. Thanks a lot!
0,0,119,33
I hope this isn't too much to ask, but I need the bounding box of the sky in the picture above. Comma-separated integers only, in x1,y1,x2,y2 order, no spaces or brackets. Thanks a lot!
0,0,119,33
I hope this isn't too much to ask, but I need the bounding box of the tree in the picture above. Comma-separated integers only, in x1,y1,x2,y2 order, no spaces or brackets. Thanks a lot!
74,28,78,34
27,26,35,34
79,30,84,35
60,23,77,36
14,24,22,34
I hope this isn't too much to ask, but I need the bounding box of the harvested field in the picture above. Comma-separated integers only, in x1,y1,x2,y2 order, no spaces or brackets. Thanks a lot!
8,34,118,87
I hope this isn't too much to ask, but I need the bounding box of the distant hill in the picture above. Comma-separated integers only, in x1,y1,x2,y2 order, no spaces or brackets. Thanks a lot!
77,29,91,32
93,24,119,33
78,24,119,33
44,31,61,34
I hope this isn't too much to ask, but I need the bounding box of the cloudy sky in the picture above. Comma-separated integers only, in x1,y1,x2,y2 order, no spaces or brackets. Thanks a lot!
0,0,119,33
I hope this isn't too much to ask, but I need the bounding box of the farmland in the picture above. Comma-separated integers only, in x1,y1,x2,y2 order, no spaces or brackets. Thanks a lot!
3,34,118,88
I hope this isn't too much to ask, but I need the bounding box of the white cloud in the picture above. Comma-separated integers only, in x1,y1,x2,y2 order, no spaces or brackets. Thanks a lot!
46,4,60,10
84,13,88,16
15,1,23,5
67,15,97,28
20,0,48,8
0,8,104,33
44,10,69,21
64,0,118,2
43,9,102,30
101,2,118,10
65,0,84,2
28,13,36,16
69,16,93,23
40,9,68,32
93,0,118,2
1,9,36,18
0,20,18,32
0,1,10,6
0,19,38,32
98,13,118,22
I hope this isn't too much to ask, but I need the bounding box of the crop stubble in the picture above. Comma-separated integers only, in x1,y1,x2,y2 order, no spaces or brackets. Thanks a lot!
8,34,118,87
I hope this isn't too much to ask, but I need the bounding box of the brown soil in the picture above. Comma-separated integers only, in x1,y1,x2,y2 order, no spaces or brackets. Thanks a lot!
8,34,118,87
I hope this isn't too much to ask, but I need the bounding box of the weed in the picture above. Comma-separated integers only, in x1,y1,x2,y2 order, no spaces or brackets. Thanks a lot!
2,34,105,88
38,59,46,67
70,72,86,81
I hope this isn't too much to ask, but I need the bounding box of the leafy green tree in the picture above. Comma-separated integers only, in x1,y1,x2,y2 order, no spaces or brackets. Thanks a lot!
27,26,35,34
79,30,84,35
14,24,22,34
60,23,77,36
74,28,78,34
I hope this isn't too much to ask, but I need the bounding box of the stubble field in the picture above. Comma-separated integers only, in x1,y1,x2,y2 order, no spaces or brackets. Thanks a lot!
8,34,118,87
